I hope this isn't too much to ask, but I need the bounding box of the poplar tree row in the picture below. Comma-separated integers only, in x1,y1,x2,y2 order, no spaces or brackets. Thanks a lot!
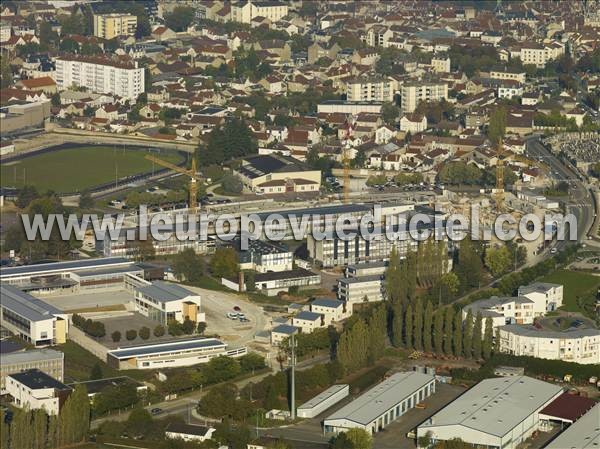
391,301,496,360
1,385,90,449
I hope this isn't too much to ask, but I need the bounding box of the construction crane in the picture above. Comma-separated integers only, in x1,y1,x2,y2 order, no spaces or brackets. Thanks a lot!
495,142,505,211
342,144,351,204
145,153,201,212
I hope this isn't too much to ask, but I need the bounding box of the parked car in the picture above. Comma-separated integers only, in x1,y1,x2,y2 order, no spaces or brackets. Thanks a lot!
150,408,163,415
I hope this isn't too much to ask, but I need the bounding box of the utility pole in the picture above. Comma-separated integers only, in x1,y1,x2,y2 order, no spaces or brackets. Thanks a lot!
290,333,296,420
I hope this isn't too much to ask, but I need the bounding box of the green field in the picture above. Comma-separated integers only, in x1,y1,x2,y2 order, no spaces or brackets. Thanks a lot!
1,146,183,193
541,269,600,312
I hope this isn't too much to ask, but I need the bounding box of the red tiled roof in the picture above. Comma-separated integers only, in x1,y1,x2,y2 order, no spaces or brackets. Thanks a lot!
540,393,596,423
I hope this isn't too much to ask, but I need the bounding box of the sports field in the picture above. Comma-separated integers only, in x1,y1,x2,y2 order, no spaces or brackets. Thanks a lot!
1,146,184,193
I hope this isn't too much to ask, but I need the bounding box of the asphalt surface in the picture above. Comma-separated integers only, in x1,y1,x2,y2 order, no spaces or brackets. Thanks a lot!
526,136,596,246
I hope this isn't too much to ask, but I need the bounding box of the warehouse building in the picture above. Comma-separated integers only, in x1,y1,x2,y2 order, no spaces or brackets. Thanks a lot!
107,337,246,369
297,384,350,419
417,376,563,449
324,371,436,435
0,257,144,293
0,349,64,394
134,281,204,325
543,402,599,449
0,285,68,347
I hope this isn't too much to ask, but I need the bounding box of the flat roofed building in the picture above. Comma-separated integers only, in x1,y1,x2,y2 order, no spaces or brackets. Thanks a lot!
134,281,203,325
6,369,72,415
236,239,293,273
0,349,64,394
543,402,600,449
0,285,68,346
253,268,321,296
337,275,384,304
345,261,388,278
517,282,563,312
93,13,137,39
498,325,600,365
417,376,564,449
107,337,242,369
462,296,537,330
324,371,436,435
67,376,147,398
297,384,350,418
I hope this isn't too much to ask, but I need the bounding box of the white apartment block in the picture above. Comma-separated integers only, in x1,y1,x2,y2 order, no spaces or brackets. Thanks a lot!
6,369,72,415
93,13,137,39
498,325,600,365
518,41,565,68
400,113,427,133
490,70,526,83
346,76,397,102
230,1,288,24
463,296,537,331
401,82,448,113
55,56,145,100
337,275,384,304
0,20,11,42
517,282,563,311
498,83,524,99
310,298,349,324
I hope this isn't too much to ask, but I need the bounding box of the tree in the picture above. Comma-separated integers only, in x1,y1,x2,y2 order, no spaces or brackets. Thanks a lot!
221,174,243,194
453,311,463,357
168,320,184,336
418,431,433,449
485,246,512,277
423,301,434,352
404,304,413,349
413,298,423,350
128,238,155,262
472,312,483,359
172,248,206,282
51,92,61,107
483,317,493,359
153,325,165,337
381,102,400,125
345,428,373,449
456,239,484,291
433,311,444,354
443,307,454,356
126,407,152,438
90,362,103,380
79,190,94,209
165,6,195,31
239,352,265,372
111,330,121,342
487,107,507,146
16,185,39,209
197,321,207,335
139,326,150,340
210,247,239,279
463,309,473,358
200,117,258,165
392,302,404,347
182,318,195,335
126,329,137,341
59,384,90,446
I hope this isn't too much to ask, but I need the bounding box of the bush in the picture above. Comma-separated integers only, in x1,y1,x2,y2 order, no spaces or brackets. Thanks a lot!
153,325,165,337
126,329,137,341
111,331,121,342
221,174,243,194
197,322,207,334
168,321,184,336
139,326,150,340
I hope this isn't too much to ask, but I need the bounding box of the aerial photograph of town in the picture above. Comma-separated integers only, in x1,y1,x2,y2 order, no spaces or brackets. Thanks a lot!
0,1,599,449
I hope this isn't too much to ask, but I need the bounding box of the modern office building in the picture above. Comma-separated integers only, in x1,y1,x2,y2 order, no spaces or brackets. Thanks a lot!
297,384,350,419
107,337,245,369
497,325,600,365
417,376,563,449
0,257,145,293
0,285,68,346
401,81,448,112
0,349,64,394
6,369,72,415
543,402,600,449
55,56,145,99
134,281,203,325
93,13,137,39
324,371,436,435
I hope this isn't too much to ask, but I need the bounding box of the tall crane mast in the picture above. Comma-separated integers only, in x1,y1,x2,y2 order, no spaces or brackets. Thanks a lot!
145,153,201,213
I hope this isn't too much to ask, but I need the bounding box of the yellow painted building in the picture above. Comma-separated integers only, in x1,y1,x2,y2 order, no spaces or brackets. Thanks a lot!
93,13,137,39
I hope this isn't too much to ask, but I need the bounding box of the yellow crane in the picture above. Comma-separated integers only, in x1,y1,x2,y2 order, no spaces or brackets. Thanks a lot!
342,146,350,204
145,153,201,212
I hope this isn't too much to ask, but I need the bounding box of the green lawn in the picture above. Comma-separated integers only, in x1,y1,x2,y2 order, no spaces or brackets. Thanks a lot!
1,146,183,193
540,269,600,313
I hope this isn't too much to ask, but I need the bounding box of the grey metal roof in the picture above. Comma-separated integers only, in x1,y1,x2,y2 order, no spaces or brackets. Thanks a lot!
9,369,70,390
298,384,349,411
464,296,534,317
325,372,434,426
544,403,600,449
0,257,131,277
419,376,563,438
311,298,344,309
108,337,225,359
1,349,63,365
135,281,196,303
338,275,383,285
499,324,600,339
518,282,562,295
256,203,370,221
272,324,298,335
1,285,64,321
294,311,322,322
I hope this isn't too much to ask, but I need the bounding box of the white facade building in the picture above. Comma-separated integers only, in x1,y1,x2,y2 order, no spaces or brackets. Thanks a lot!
346,76,397,102
431,57,450,73
291,311,324,333
324,372,436,435
400,113,427,133
297,384,350,419
6,369,72,415
401,82,448,113
230,1,288,24
498,325,600,365
310,298,348,324
337,275,384,304
517,282,563,311
55,56,145,100
134,281,203,325
417,376,563,449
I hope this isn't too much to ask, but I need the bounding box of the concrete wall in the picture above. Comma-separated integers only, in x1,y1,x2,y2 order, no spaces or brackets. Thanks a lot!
68,326,109,362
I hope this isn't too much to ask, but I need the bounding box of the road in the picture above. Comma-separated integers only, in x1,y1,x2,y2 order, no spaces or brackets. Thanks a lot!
526,136,596,245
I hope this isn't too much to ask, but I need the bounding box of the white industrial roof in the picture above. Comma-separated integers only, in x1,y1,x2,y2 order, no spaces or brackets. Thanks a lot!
325,372,434,426
419,376,563,438
544,403,600,449
298,384,348,411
